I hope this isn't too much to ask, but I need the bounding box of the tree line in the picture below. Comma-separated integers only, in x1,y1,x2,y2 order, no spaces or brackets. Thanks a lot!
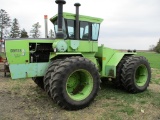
0,9,55,39
149,39,160,53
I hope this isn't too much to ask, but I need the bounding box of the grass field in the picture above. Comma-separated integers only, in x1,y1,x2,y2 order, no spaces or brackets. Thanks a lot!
137,52,160,85
137,52,160,69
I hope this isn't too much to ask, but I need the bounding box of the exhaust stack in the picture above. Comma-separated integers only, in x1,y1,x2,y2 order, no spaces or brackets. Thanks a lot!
44,15,48,38
55,0,66,39
74,3,81,40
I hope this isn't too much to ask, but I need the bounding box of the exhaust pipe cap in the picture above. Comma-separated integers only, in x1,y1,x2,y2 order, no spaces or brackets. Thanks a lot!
74,3,81,6
55,0,66,4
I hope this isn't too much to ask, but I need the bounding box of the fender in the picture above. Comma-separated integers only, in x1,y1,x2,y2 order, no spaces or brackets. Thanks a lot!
105,52,136,78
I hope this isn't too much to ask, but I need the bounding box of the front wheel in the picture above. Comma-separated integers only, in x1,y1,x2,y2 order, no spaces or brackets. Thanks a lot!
43,59,62,96
121,56,151,93
49,57,100,110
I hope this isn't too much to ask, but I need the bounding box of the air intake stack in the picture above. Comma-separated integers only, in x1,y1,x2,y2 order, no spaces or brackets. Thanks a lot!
55,0,66,39
74,3,81,40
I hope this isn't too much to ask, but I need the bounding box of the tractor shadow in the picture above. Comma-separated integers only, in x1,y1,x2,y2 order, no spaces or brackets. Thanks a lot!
100,78,126,93
98,78,136,101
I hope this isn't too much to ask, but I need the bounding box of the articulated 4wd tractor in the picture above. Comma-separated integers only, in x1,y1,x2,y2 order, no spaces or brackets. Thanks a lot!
2,0,151,110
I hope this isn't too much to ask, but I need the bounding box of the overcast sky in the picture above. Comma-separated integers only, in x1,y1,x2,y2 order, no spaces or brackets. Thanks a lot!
0,0,160,50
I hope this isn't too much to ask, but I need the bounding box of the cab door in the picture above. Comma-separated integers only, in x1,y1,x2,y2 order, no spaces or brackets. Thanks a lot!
79,21,92,52
91,23,100,52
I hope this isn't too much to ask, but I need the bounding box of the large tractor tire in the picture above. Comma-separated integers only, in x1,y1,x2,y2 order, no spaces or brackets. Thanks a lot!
121,56,151,93
49,57,100,110
43,59,62,96
32,77,44,90
113,56,130,88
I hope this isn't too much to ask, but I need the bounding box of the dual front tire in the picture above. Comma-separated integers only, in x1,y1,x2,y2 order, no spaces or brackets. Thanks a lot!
44,57,100,110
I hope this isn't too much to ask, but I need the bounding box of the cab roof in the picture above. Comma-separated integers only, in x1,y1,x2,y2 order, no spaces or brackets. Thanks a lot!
50,12,103,24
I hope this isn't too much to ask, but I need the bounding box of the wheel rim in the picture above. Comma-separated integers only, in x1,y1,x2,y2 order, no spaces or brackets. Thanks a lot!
135,64,148,86
66,69,93,101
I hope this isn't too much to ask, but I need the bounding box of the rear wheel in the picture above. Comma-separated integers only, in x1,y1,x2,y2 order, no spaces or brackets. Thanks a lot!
32,77,44,90
112,56,130,88
121,56,151,93
49,57,100,110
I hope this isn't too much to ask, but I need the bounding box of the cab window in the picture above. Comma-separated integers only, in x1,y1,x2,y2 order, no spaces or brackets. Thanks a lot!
66,20,75,39
92,23,100,40
80,22,89,40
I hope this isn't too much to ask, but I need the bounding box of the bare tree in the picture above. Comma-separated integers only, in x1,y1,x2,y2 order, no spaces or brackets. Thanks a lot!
30,22,41,38
0,9,11,39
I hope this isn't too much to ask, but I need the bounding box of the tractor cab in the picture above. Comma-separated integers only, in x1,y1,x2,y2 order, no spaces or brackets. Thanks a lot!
48,1,103,53
50,12,103,41
50,12,103,52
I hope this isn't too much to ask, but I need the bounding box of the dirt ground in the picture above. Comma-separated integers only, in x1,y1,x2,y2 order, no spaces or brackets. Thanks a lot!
0,65,160,120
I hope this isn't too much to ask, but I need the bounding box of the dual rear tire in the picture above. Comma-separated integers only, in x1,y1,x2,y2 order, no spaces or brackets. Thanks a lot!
114,56,151,93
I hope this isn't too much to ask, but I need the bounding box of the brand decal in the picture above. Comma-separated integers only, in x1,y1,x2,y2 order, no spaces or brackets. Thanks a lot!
10,49,22,52
10,49,25,56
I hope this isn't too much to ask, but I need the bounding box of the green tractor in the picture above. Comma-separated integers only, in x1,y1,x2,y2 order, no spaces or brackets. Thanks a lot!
2,0,151,110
